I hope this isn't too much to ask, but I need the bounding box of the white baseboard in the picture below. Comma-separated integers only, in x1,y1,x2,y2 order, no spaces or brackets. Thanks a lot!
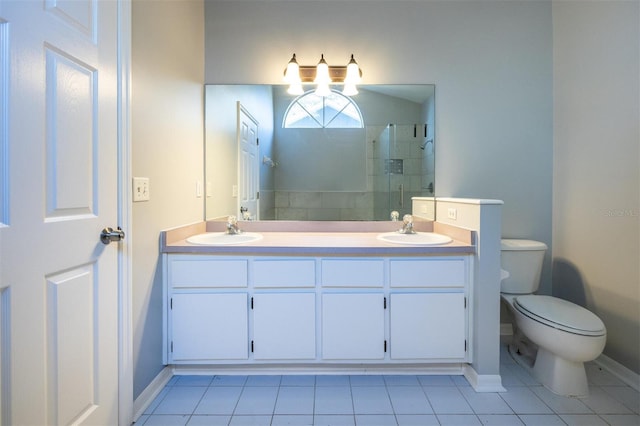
172,363,465,376
464,366,506,392
594,353,640,391
133,366,173,422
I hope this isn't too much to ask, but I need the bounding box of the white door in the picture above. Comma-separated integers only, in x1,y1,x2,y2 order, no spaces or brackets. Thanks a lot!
0,1,121,424
252,293,316,360
237,103,259,220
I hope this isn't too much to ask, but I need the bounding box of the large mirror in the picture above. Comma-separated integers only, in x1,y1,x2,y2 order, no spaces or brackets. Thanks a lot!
205,84,435,221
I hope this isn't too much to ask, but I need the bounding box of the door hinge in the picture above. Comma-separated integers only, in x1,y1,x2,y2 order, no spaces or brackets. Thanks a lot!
384,297,387,309
251,297,254,309
424,124,427,137
171,341,174,352
464,339,467,352
257,191,260,200
413,124,417,138
384,340,387,352
256,138,259,146
251,340,254,353
170,298,173,309
464,297,467,309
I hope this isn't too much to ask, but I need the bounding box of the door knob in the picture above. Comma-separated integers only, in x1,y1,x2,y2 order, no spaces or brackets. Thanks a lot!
100,227,125,245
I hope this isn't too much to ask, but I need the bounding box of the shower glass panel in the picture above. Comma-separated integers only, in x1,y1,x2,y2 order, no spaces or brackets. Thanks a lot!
373,124,434,221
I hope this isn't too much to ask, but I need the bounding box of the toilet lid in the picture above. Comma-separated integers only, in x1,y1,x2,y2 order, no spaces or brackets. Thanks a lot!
514,295,606,336
501,239,548,251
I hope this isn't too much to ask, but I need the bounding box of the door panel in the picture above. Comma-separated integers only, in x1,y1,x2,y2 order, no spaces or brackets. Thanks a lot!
46,265,98,425
45,47,98,220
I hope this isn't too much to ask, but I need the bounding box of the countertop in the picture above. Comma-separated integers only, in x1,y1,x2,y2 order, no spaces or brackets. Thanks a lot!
161,221,475,256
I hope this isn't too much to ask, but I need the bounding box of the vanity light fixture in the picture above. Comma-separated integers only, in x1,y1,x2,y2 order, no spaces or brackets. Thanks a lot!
283,53,362,96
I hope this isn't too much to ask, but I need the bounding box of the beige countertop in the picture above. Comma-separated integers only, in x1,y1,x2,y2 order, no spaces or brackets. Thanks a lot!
161,221,475,256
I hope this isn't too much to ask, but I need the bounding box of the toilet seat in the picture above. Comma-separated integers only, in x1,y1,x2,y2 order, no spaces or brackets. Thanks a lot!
514,295,606,337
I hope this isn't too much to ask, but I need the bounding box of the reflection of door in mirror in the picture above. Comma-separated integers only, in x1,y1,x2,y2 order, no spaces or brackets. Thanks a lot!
238,103,260,220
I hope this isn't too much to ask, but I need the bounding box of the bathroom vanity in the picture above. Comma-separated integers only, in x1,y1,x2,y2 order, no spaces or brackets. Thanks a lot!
161,220,477,374
165,253,471,365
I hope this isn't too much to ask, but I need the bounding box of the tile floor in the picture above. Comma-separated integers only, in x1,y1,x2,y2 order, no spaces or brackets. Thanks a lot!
136,342,639,426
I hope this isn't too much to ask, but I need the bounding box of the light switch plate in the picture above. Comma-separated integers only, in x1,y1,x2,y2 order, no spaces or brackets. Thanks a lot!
133,177,150,202
447,207,457,220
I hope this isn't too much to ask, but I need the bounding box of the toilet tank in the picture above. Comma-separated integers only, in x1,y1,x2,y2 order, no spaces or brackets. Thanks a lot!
500,239,547,294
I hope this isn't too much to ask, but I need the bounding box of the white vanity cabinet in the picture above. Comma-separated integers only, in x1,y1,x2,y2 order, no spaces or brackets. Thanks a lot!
164,253,471,367
389,258,468,361
166,257,249,363
320,259,386,359
251,259,317,360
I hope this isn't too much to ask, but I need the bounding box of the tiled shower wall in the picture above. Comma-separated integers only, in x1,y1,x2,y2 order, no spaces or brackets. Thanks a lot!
274,191,374,221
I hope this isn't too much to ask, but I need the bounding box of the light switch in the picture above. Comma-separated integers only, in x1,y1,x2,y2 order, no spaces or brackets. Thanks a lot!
133,177,150,202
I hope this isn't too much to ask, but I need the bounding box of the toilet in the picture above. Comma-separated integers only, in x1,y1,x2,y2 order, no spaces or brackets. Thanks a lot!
500,239,606,397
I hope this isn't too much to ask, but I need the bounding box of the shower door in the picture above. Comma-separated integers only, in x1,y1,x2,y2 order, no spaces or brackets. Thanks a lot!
373,124,434,220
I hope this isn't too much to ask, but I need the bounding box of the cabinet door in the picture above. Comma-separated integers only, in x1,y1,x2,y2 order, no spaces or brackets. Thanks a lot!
389,258,467,288
171,293,248,361
390,293,466,360
252,293,316,359
253,259,315,288
322,293,385,360
170,257,248,288
321,259,384,287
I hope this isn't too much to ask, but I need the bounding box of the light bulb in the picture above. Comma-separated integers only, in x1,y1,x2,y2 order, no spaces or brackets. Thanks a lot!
287,83,303,95
342,83,358,96
345,54,361,84
283,54,301,84
315,82,331,97
314,54,332,84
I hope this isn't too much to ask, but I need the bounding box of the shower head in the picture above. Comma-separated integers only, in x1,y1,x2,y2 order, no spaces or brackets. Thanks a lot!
420,138,433,150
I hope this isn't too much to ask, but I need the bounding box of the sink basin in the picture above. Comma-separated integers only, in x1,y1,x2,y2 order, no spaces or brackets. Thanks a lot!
377,232,452,246
186,232,263,245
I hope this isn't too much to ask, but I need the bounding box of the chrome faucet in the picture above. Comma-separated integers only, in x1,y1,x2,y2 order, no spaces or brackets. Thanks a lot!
226,215,242,235
390,210,400,222
399,214,416,234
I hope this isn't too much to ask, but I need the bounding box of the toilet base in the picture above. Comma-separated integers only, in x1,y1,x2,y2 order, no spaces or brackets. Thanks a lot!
510,325,537,366
532,347,589,398
507,337,536,371
508,339,590,398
